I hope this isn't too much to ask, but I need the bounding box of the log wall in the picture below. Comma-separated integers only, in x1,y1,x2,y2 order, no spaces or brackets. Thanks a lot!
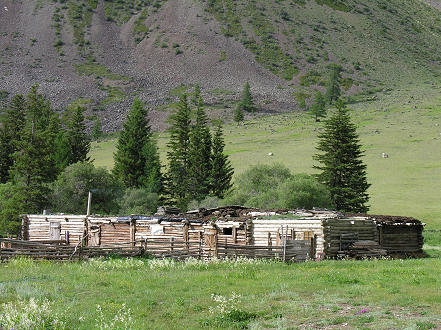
251,219,324,257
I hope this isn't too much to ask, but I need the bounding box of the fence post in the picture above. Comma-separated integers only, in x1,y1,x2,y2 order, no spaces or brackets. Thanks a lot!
198,232,202,259
282,235,287,262
170,237,174,253
214,233,218,258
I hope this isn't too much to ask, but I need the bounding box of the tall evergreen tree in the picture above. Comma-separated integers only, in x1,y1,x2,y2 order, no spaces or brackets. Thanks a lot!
234,103,244,122
188,97,212,201
191,83,201,105
237,82,256,113
211,124,234,199
309,90,327,122
11,85,61,212
66,105,90,164
0,95,26,183
313,99,370,213
165,95,192,209
113,98,161,191
325,65,342,104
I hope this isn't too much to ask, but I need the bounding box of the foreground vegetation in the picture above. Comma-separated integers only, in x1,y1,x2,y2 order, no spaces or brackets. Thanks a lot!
0,254,440,329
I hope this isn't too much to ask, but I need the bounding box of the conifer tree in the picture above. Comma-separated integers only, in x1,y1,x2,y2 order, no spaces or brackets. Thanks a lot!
11,85,61,211
325,65,342,104
309,90,327,122
191,83,201,105
313,99,370,213
188,97,212,201
0,95,26,183
92,117,103,140
234,103,244,122
211,124,233,199
237,82,256,113
113,98,161,191
165,95,192,209
66,105,90,164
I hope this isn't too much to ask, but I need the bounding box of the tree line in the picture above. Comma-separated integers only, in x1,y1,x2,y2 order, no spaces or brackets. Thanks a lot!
0,86,233,235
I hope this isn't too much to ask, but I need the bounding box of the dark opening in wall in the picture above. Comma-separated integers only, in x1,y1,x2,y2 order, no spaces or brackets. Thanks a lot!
223,227,233,235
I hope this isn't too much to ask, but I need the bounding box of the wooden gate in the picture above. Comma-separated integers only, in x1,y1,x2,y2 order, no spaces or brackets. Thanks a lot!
204,227,218,257
49,222,61,240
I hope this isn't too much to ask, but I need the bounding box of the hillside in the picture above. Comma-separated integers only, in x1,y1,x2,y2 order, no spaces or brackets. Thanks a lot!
1,0,441,131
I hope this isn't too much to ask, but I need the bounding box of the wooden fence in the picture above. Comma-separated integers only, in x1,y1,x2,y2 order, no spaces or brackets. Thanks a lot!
0,237,315,262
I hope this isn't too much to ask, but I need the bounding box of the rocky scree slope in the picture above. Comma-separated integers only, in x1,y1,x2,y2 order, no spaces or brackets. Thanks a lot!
0,0,440,131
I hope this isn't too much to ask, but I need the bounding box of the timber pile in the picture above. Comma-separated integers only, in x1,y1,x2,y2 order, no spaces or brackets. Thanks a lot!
337,240,387,259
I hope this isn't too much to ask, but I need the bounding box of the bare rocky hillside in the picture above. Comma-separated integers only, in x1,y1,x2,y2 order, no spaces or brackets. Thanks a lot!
1,0,441,131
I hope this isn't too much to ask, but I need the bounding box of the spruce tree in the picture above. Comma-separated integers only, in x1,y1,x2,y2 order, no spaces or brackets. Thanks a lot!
165,95,192,209
92,117,103,140
234,103,244,122
237,82,256,113
325,65,342,104
191,83,201,105
113,98,161,191
313,99,370,213
11,85,61,212
211,124,233,199
0,95,26,183
188,97,212,201
309,90,327,122
66,105,90,164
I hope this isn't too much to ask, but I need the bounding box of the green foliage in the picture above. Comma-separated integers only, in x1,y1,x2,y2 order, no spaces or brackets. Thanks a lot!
234,104,244,122
325,65,342,104
0,95,26,183
309,90,327,121
113,98,162,191
225,163,332,209
191,83,201,105
187,196,223,210
51,162,121,215
188,97,212,201
237,82,256,113
119,188,159,215
210,124,234,199
0,182,23,235
314,100,370,212
65,106,91,164
165,95,192,209
91,117,103,141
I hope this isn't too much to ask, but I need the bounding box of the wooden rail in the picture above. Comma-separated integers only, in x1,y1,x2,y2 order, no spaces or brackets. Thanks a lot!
0,237,315,262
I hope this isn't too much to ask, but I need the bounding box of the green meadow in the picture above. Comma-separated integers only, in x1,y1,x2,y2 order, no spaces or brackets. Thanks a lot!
0,256,440,329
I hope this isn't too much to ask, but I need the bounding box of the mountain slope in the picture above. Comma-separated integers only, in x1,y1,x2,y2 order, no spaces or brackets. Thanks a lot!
1,0,441,131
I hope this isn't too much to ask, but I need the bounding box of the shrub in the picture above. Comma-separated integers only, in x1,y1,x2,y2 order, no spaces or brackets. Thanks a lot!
225,164,333,209
50,162,122,215
119,188,159,215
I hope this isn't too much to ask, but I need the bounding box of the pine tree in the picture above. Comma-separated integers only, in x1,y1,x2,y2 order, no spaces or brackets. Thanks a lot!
325,65,342,104
11,85,61,212
113,98,161,191
188,97,212,201
309,90,327,122
0,95,26,183
313,99,370,213
237,82,256,113
211,124,233,199
66,105,90,164
234,103,244,122
92,117,103,140
53,131,71,173
165,95,192,209
191,83,201,105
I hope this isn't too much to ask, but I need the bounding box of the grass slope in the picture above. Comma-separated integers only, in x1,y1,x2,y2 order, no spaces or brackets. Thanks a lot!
0,257,440,329
90,86,441,230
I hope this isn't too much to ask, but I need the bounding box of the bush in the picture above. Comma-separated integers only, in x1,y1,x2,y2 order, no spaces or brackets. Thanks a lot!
225,164,333,209
50,162,122,215
119,188,159,215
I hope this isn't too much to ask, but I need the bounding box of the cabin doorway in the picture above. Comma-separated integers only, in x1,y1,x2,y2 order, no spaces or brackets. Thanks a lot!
49,222,61,241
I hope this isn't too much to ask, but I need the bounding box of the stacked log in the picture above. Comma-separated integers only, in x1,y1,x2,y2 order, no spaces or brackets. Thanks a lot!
323,218,378,257
337,240,387,259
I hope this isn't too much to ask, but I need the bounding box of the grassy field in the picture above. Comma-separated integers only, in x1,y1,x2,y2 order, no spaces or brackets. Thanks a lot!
90,85,441,230
0,255,440,329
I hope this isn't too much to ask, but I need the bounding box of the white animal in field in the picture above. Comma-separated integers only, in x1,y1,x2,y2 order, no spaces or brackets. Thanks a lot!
382,153,389,158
